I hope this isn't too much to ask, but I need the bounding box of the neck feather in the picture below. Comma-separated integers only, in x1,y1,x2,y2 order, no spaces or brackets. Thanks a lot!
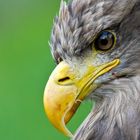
73,75,140,140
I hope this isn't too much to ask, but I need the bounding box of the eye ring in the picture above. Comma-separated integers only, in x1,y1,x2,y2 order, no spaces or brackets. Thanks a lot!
94,30,116,52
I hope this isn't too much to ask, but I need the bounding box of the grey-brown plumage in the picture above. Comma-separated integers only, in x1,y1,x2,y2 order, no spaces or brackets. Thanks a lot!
50,0,140,139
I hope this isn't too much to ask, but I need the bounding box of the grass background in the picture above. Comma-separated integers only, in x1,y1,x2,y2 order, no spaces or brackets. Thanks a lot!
0,0,92,139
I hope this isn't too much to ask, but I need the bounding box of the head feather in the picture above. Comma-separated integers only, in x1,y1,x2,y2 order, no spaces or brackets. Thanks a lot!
50,0,137,62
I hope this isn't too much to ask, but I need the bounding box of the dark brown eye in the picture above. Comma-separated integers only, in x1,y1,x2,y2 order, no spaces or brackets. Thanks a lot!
94,31,115,51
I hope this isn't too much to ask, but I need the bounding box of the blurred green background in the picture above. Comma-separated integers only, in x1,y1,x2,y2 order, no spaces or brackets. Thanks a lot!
0,0,92,140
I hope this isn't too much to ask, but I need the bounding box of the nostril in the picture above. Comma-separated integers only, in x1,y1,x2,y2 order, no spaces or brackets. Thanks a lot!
58,77,70,83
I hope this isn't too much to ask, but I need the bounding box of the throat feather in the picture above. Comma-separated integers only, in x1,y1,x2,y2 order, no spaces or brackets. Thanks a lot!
73,76,140,140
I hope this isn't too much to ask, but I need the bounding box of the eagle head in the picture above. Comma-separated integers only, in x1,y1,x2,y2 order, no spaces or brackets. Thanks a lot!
44,0,140,139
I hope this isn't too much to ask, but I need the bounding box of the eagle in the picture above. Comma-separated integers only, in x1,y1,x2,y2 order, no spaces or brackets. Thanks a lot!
44,0,140,139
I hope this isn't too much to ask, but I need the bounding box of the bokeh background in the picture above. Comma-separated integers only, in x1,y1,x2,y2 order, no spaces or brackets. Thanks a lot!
0,0,92,140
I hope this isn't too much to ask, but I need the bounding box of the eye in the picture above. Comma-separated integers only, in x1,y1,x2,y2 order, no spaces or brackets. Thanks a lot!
94,31,116,51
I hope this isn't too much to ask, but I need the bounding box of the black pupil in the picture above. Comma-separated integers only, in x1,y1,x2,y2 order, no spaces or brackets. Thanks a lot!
100,39,108,46
95,31,114,51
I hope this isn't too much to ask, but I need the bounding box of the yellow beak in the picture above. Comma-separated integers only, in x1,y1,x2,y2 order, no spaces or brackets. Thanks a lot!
44,59,120,137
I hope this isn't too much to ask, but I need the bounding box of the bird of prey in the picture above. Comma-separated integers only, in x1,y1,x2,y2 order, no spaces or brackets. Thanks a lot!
44,0,140,139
